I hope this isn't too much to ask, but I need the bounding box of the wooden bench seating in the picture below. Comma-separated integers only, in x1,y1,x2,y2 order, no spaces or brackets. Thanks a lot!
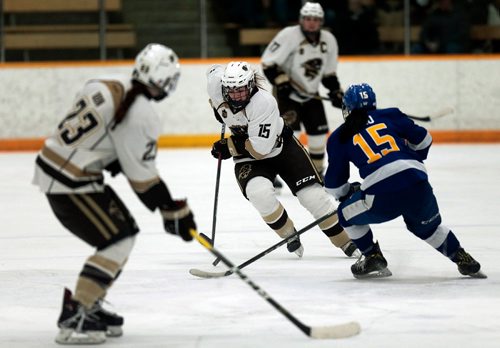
3,24,136,50
3,0,122,13
238,25,500,47
1,0,136,56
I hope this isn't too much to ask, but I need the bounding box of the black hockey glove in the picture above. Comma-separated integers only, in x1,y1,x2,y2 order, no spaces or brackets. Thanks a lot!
328,89,344,109
276,81,293,100
338,182,361,203
104,160,122,177
161,199,195,242
276,82,297,123
211,139,232,160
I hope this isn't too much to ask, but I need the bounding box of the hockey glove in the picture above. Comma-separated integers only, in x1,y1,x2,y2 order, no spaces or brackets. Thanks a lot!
211,139,232,160
104,160,122,177
339,182,361,203
329,89,344,109
161,199,195,241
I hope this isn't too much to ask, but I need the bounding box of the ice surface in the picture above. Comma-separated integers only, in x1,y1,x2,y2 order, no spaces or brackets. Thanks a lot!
0,145,499,347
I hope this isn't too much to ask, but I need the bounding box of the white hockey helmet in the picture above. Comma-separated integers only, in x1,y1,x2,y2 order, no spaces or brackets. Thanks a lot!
133,43,180,100
300,2,324,19
221,61,255,109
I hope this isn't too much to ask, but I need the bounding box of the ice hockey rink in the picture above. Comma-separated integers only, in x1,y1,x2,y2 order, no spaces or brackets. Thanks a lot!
0,144,499,348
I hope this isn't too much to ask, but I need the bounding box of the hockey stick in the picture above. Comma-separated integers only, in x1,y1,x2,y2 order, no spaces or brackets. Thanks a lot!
209,124,226,267
189,228,361,339
189,210,337,279
405,106,454,122
294,88,454,122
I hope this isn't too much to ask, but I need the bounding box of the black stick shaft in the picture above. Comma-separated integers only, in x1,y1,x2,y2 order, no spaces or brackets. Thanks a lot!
190,229,312,337
220,210,337,276
211,123,226,244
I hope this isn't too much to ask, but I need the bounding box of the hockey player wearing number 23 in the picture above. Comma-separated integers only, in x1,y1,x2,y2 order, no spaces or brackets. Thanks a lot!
324,83,486,280
207,61,359,259
32,44,196,344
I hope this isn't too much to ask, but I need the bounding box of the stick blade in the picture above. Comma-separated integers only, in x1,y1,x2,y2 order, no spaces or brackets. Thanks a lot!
431,106,454,119
309,321,361,339
188,268,228,279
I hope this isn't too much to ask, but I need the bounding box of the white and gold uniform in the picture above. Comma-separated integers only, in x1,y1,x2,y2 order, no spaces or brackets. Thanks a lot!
33,75,161,195
207,63,356,259
261,25,339,103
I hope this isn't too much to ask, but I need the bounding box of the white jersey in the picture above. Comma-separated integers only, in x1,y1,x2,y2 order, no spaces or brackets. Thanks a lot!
261,25,339,103
206,65,284,163
33,75,162,194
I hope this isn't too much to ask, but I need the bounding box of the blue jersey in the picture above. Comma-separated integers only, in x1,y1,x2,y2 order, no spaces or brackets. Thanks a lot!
325,108,433,199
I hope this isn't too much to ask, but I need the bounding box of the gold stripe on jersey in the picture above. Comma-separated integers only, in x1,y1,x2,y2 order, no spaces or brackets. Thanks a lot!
263,203,285,224
328,230,351,248
41,145,102,179
129,176,161,193
263,203,294,238
318,212,339,230
100,80,125,111
274,218,295,238
86,254,122,279
69,194,112,240
74,276,106,309
244,139,266,160
80,195,119,236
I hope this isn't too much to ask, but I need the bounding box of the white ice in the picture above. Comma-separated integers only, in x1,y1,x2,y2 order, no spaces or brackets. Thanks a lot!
1,144,499,348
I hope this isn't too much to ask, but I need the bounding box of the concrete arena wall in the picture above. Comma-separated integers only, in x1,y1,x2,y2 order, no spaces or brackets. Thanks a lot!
0,56,499,145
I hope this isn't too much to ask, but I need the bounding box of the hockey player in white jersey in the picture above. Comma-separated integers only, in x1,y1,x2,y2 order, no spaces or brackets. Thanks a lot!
33,44,196,345
261,1,344,176
207,61,358,260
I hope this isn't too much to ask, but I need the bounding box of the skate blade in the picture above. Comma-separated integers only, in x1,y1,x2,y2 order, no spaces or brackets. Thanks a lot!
55,328,106,345
106,325,123,337
294,245,304,258
353,267,392,279
467,270,487,279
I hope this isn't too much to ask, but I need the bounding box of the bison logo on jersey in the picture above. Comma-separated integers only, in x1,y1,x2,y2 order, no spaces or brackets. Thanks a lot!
109,200,126,222
301,58,323,80
238,164,252,180
230,125,248,136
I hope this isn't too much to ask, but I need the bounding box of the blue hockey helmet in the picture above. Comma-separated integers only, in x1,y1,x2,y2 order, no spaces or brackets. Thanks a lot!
342,83,377,120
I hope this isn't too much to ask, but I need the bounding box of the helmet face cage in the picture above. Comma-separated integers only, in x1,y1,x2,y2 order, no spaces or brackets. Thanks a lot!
342,83,377,120
133,44,180,99
221,61,255,109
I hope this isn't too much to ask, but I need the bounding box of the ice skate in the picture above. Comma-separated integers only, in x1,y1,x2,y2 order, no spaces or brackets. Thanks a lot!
89,299,124,337
351,242,392,279
341,240,361,258
452,248,487,279
287,235,304,258
55,288,107,345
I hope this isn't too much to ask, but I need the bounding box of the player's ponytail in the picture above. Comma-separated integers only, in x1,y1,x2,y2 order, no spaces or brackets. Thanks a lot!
112,81,149,129
339,109,369,143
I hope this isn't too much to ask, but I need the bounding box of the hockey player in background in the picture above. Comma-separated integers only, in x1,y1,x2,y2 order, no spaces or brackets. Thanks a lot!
207,61,359,260
324,83,486,279
33,44,196,344
261,1,344,179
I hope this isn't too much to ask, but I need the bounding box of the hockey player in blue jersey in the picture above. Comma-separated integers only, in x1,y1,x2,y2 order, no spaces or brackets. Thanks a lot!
324,83,486,279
